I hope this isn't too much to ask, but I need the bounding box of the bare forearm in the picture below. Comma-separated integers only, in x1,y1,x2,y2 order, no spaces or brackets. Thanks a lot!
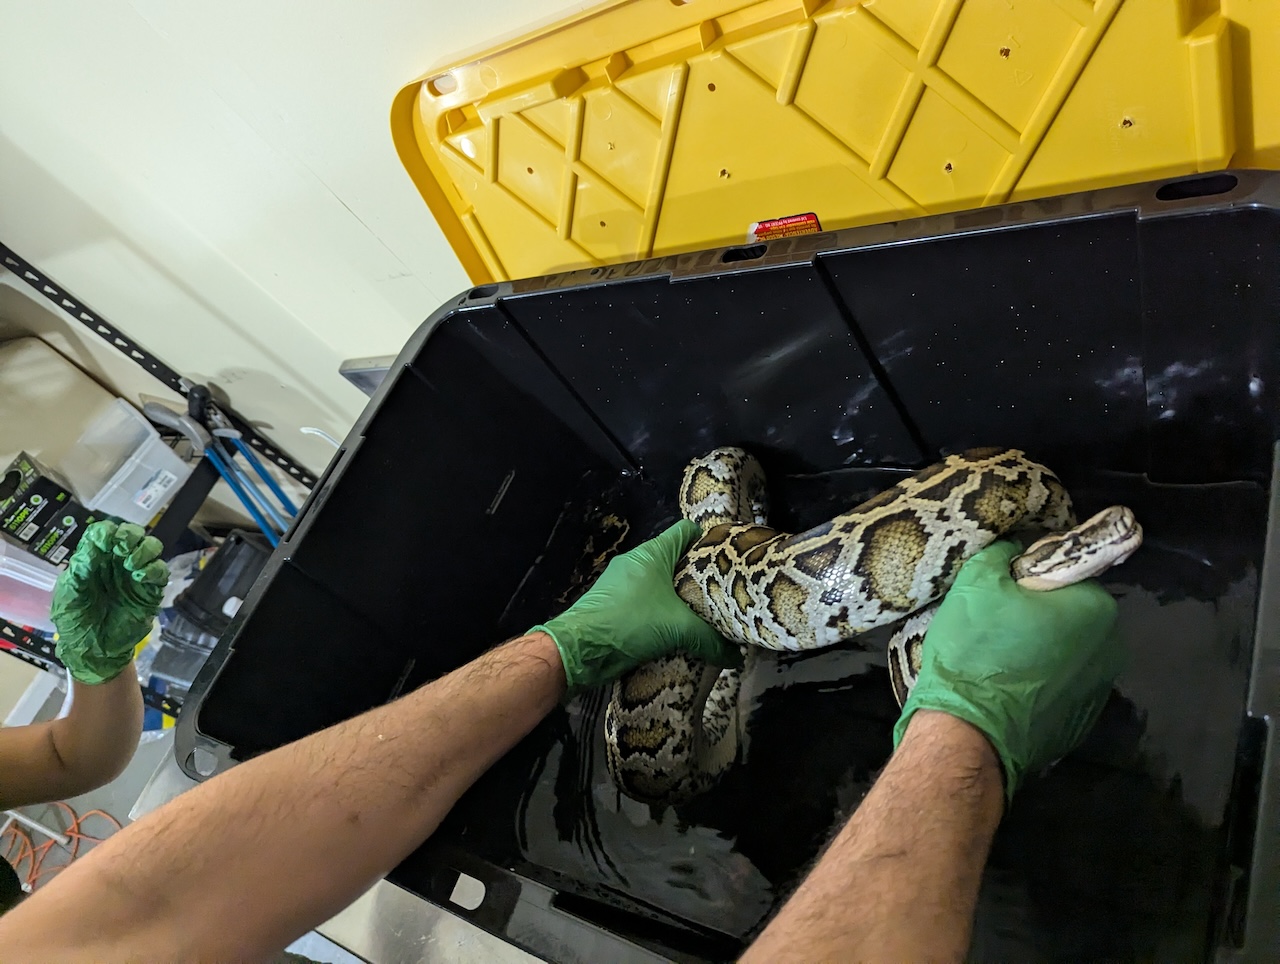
52,672,144,794
0,632,566,961
0,668,142,810
743,711,1003,963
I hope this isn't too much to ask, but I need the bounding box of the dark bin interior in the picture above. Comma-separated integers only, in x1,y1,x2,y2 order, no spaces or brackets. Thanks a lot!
179,171,1280,962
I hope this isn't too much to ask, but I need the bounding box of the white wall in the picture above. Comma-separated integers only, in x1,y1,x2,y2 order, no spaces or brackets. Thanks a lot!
0,0,587,474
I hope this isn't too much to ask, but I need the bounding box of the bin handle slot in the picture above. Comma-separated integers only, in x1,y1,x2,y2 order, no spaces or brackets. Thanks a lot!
721,243,767,264
1155,173,1238,202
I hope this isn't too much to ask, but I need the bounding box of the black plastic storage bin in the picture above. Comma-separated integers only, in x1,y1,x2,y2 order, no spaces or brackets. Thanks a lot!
178,171,1280,963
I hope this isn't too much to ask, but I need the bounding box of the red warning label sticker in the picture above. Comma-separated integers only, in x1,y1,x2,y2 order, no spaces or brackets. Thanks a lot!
747,212,822,242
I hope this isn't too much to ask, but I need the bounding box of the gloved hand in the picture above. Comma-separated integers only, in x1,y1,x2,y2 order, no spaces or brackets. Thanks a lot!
51,521,169,685
893,540,1122,805
532,520,741,694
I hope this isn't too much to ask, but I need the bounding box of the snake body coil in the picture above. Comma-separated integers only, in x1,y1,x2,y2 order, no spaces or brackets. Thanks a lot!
604,447,1141,804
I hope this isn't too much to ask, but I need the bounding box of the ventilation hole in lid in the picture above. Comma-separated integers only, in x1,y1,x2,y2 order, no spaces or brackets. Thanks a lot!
426,73,457,96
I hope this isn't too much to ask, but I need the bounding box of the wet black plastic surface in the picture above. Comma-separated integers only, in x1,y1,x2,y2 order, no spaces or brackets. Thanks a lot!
402,469,1261,961
819,212,1148,473
501,265,924,492
974,474,1262,961
180,173,1280,961
1139,208,1280,483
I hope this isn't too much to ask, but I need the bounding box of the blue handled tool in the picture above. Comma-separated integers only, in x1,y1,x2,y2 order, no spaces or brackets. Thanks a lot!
145,387,298,547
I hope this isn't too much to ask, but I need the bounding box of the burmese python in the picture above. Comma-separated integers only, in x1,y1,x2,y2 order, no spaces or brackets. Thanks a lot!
604,447,1142,804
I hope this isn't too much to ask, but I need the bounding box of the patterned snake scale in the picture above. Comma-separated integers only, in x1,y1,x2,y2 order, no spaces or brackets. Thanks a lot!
604,447,1143,805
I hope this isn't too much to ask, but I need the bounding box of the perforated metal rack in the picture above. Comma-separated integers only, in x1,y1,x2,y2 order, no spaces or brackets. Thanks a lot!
0,618,183,717
0,241,318,716
0,244,317,487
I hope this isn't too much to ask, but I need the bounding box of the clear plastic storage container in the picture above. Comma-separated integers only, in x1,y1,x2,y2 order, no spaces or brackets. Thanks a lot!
0,537,58,633
61,399,191,526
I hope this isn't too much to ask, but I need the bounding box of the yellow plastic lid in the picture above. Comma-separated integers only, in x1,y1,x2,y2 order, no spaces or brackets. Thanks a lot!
393,0,1280,283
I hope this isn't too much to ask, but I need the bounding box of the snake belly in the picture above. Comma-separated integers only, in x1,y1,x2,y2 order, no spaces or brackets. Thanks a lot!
604,446,1139,805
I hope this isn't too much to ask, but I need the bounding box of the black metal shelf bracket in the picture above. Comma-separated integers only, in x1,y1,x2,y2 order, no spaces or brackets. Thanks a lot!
0,619,183,718
0,242,317,488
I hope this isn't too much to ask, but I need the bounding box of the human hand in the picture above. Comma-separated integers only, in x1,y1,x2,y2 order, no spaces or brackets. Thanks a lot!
532,520,741,694
892,540,1121,804
51,521,169,684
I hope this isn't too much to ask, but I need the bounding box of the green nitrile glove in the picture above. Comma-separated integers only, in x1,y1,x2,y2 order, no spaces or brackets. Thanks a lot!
893,540,1122,805
532,520,741,694
51,521,170,684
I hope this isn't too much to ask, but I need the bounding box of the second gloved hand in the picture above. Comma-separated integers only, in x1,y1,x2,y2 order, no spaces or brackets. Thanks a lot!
531,520,740,694
894,540,1122,804
51,521,170,685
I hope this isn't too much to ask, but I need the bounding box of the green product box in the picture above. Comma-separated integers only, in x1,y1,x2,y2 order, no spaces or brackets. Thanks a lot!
0,453,102,567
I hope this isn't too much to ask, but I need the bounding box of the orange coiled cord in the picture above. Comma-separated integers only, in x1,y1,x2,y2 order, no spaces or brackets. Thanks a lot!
1,801,123,891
